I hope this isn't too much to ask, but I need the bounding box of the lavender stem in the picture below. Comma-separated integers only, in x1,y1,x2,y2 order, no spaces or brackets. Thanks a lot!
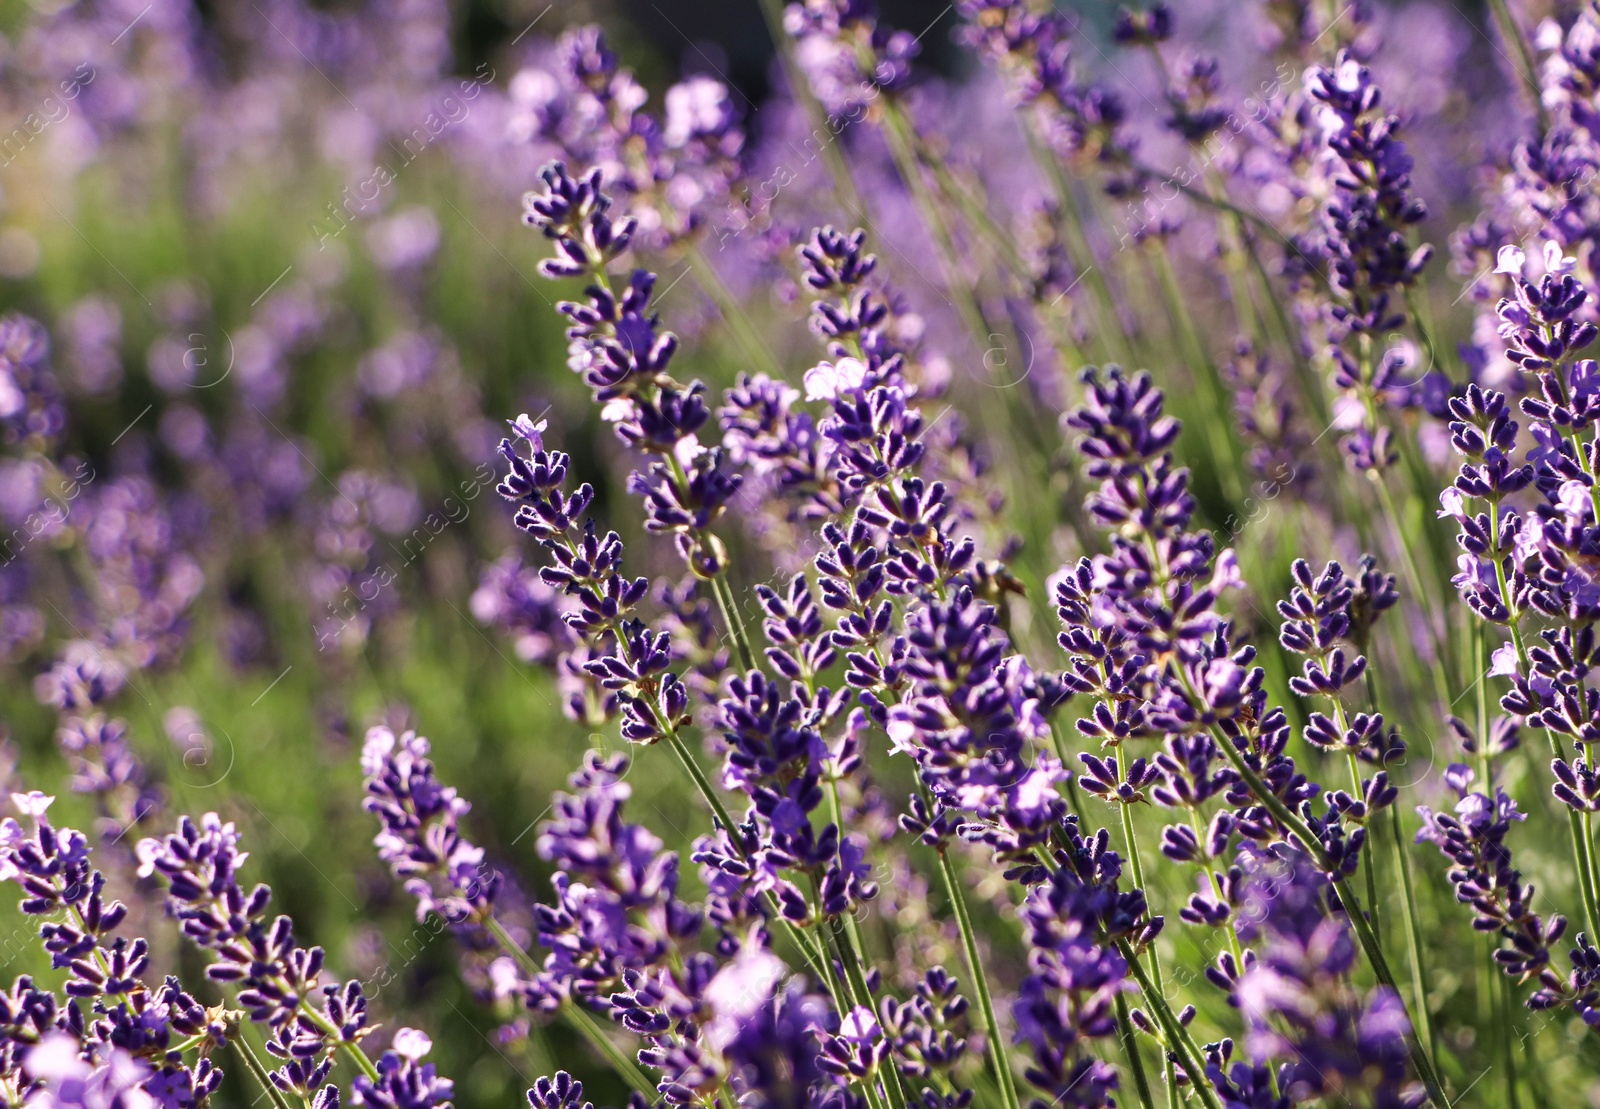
1115,939,1225,1109
482,917,657,1097
233,1035,294,1109
934,844,1021,1109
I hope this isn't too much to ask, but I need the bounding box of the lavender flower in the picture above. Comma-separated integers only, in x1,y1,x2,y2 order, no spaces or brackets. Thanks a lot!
362,727,500,929
0,317,66,450
54,715,162,843
512,26,745,251
1414,767,1599,1019
1013,818,1150,1109
0,795,226,1109
1234,848,1421,1107
135,812,372,1069
519,163,741,580
784,0,918,120
470,553,577,666
956,0,1132,170
1300,51,1432,471
350,1031,453,1109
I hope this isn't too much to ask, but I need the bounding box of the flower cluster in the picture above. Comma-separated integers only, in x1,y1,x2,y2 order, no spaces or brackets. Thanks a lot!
956,0,1132,169
1233,848,1421,1107
134,812,373,1095
0,794,225,1109
511,24,745,249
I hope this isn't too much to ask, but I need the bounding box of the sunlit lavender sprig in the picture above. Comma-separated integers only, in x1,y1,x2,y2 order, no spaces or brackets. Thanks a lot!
1440,247,1600,943
521,162,743,588
1059,365,1447,1102
31,640,161,846
1301,50,1433,472
1415,767,1600,1023
720,223,976,563
134,811,376,1090
1454,3,1600,385
514,25,746,251
361,728,501,936
0,793,226,1109
495,413,686,746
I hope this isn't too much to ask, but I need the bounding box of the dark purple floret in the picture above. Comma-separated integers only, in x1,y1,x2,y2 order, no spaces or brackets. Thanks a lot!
526,1071,592,1109
350,1036,453,1109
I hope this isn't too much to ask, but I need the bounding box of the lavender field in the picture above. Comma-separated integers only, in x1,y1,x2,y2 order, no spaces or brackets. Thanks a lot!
2,0,1598,1105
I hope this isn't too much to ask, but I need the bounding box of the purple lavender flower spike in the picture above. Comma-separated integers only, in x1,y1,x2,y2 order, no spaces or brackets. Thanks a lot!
362,727,501,928
351,1030,453,1109
1234,848,1422,1107
136,812,372,1059
1413,769,1598,1015
956,0,1132,174
1012,818,1151,1109
0,795,227,1109
1297,50,1432,473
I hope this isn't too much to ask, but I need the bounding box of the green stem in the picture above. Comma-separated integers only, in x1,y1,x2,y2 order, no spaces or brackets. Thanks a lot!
935,847,1021,1109
666,729,740,841
485,917,658,1096
1498,959,1522,1109
297,1004,381,1083
1386,801,1436,1059
1148,243,1243,505
234,1035,294,1109
876,98,991,351
1335,872,1448,1106
1112,764,1176,1109
831,917,909,1109
1242,231,1330,430
708,570,759,675
910,145,1032,279
1371,476,1454,706
1114,989,1157,1109
874,94,1060,628
1363,633,1436,1064
661,452,759,678
569,1004,658,1098
1049,720,1090,820
1583,804,1600,943
1467,618,1517,1103
1203,166,1263,344
1485,0,1550,136
487,919,650,1088
1125,157,1301,254
1116,940,1225,1109
685,241,784,379
1343,752,1382,938
857,1072,890,1109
